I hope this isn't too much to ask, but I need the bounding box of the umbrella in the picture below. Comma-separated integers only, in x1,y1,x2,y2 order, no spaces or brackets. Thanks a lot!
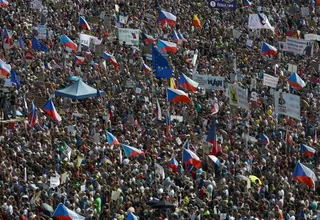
236,175,251,188
42,203,54,213
249,175,262,185
151,199,176,209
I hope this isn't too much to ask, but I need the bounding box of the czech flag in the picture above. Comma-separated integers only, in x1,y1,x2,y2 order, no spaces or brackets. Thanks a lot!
53,203,85,220
168,157,179,172
182,148,201,169
258,13,266,25
287,72,306,90
157,40,177,53
107,101,112,121
84,51,92,56
192,15,202,29
166,111,171,137
212,102,219,114
172,30,179,43
177,31,187,42
300,144,316,156
28,102,37,128
106,132,120,145
260,133,270,145
142,63,151,73
166,88,191,103
60,34,78,51
0,0,9,7
75,55,85,64
313,129,317,144
19,37,25,48
207,120,220,156
3,28,12,46
44,62,52,70
43,99,62,123
260,42,278,57
121,144,145,158
208,155,221,167
292,162,317,188
157,10,176,26
178,73,199,92
126,212,138,220
0,60,11,77
103,52,118,68
244,0,252,7
79,16,91,30
141,32,156,44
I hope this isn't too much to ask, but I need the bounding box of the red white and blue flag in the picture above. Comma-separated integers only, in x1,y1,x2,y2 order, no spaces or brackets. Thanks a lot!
260,42,277,57
75,55,85,64
60,34,78,51
178,73,199,92
103,52,118,68
79,16,91,30
157,10,176,26
28,102,37,128
43,99,62,123
300,144,316,156
292,162,317,188
142,63,151,73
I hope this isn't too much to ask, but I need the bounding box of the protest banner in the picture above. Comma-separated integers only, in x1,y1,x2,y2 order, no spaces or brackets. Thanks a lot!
192,73,225,90
274,91,300,120
304,34,320,41
278,36,314,56
263,74,279,88
228,84,249,110
208,0,237,9
118,28,140,46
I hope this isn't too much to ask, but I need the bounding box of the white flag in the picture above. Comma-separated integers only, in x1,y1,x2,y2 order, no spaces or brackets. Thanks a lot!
156,99,162,120
155,163,165,180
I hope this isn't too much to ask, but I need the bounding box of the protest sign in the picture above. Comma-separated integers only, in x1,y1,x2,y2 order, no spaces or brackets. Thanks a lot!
228,84,249,110
287,64,298,73
263,74,279,88
301,7,309,16
118,28,140,46
274,91,300,120
278,37,314,56
304,34,320,41
208,0,237,9
192,73,225,90
30,0,43,9
232,29,242,39
37,25,47,39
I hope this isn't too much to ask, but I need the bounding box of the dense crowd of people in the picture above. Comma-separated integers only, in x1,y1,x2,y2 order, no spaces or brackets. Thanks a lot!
0,0,320,219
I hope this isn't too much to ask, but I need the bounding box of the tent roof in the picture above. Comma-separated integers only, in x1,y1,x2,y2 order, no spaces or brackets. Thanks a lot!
55,80,105,99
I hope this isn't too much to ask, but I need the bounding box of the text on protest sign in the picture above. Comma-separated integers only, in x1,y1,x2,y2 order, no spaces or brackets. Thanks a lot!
274,91,300,120
208,0,237,9
228,84,249,110
192,73,225,90
263,74,279,88
118,28,140,46
278,36,314,56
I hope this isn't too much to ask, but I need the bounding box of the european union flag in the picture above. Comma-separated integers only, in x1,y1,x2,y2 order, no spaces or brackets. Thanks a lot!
32,36,48,52
10,70,20,90
152,46,172,78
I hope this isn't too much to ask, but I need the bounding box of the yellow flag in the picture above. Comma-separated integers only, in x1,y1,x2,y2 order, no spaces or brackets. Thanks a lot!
76,156,83,168
169,78,175,89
